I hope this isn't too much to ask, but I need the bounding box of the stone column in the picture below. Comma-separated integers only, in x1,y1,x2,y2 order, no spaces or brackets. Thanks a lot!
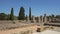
40,16,42,23
43,14,47,23
36,17,39,23
27,16,29,22
49,17,51,22
33,16,36,23
31,16,36,23
42,16,43,23
44,16,47,23
38,17,41,23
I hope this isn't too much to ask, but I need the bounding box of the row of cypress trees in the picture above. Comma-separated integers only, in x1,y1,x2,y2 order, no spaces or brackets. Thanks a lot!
10,6,31,20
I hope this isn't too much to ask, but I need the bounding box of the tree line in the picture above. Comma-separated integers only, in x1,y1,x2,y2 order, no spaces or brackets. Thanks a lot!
0,6,60,20
0,6,26,20
0,6,32,20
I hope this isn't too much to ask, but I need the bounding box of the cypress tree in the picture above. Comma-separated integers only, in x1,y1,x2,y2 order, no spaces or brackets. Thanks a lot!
29,7,31,20
18,6,25,20
10,8,14,20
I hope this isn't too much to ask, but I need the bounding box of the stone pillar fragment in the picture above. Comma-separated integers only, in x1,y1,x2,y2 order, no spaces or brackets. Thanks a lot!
33,16,36,23
38,17,40,23
26,15,29,22
42,16,43,23
49,17,51,22
44,16,47,23
44,14,47,23
31,16,36,23
40,16,42,23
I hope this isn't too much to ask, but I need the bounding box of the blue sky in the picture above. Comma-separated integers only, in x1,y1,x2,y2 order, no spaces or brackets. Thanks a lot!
0,0,60,16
